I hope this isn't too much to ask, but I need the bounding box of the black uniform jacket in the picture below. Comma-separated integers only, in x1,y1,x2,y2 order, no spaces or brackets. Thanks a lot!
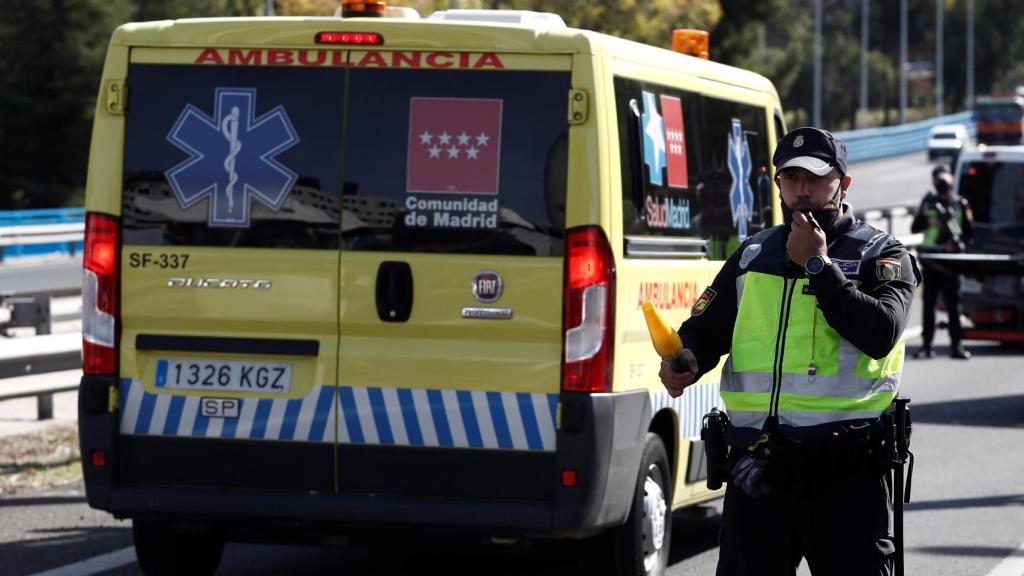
678,204,920,384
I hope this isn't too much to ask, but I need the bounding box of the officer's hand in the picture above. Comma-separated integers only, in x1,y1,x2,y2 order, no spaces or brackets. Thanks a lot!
659,349,699,398
786,211,827,268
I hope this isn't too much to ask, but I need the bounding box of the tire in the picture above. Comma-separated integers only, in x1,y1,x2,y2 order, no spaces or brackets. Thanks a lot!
133,518,225,576
601,433,673,576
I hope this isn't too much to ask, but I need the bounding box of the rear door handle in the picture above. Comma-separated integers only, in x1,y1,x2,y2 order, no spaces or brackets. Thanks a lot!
375,261,413,322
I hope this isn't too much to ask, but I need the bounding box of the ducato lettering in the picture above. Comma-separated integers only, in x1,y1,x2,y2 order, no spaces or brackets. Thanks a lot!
167,277,272,289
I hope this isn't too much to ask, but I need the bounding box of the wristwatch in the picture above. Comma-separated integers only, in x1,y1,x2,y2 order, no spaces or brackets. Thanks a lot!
804,254,832,275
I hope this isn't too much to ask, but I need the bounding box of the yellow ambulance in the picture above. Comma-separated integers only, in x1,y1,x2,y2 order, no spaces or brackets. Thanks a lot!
78,3,786,574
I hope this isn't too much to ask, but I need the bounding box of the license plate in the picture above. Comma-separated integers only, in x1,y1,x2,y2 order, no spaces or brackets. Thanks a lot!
155,359,292,394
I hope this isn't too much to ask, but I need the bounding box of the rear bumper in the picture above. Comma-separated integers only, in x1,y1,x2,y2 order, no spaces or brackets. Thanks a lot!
79,376,650,537
963,328,1024,342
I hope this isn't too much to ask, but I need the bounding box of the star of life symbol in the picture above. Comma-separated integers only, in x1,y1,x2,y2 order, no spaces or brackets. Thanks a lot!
417,128,490,161
166,88,300,228
727,118,754,240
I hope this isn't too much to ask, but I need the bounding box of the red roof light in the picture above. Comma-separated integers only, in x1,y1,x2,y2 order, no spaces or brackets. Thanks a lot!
315,31,384,45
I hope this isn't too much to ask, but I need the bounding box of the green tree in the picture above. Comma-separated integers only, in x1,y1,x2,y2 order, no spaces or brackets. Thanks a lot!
477,0,721,48
133,0,262,20
0,0,132,209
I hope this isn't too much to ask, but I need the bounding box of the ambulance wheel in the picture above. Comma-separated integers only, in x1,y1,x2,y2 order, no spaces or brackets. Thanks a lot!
607,433,673,576
132,518,225,576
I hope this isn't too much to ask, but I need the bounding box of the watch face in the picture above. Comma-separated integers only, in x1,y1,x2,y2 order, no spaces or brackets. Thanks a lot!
806,256,824,274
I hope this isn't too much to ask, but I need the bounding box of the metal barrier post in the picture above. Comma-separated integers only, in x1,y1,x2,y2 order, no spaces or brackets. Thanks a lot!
37,393,54,420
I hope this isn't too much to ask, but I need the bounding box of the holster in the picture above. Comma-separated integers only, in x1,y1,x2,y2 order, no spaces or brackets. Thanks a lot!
701,408,729,490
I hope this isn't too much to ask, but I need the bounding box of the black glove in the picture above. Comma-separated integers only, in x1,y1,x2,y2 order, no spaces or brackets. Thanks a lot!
730,454,775,498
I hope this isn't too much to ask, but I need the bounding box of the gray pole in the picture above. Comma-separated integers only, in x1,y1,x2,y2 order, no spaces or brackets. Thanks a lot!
900,0,908,124
967,0,975,107
814,0,822,127
860,0,869,128
265,0,274,16
936,0,944,116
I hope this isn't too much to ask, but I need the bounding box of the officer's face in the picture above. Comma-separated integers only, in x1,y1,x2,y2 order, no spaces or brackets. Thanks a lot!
776,167,850,211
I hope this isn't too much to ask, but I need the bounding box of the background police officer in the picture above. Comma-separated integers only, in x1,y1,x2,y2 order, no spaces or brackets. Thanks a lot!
911,163,974,359
660,127,919,576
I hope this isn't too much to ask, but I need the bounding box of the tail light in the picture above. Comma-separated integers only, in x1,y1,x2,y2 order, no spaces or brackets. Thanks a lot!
562,226,615,393
83,212,120,375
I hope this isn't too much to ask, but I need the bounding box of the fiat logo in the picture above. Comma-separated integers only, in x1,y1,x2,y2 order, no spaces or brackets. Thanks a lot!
472,270,503,303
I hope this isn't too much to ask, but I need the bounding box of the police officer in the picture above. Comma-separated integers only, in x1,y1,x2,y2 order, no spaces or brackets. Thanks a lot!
911,163,974,359
660,127,919,576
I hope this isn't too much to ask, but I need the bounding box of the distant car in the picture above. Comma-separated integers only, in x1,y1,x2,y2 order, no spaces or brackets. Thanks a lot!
927,124,969,161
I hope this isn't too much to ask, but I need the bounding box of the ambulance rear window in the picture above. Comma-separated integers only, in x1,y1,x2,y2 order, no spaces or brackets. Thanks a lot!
341,69,569,256
120,63,569,256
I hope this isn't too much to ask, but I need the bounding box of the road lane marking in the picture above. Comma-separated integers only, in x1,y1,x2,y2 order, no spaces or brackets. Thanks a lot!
984,539,1024,576
28,547,136,576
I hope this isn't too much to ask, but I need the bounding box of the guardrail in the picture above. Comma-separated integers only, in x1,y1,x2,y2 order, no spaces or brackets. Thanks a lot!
862,203,922,247
0,208,84,262
835,111,975,164
0,371,80,420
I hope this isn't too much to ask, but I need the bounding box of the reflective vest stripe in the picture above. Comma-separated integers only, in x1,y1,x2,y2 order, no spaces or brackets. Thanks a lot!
721,368,900,398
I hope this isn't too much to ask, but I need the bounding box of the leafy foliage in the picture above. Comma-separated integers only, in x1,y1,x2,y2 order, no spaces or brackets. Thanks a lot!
2,0,1020,208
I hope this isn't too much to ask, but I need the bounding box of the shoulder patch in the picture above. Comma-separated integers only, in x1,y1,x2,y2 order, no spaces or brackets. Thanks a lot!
739,244,762,270
691,286,718,317
875,258,902,281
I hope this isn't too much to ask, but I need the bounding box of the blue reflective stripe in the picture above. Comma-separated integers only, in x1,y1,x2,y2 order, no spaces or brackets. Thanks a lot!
279,399,303,440
367,387,394,445
134,392,156,435
251,399,272,439
221,403,239,438
163,396,185,435
548,394,558,429
486,392,513,449
192,410,209,437
119,381,130,418
516,393,543,450
457,391,483,448
309,387,334,442
339,386,365,443
397,388,423,446
427,389,453,447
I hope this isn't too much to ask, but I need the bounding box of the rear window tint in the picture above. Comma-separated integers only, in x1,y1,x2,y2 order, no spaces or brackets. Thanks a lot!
122,65,345,248
341,68,569,256
121,64,569,256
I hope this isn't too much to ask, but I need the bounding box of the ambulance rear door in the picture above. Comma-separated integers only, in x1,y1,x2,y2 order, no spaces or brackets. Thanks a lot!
117,52,344,492
336,50,571,502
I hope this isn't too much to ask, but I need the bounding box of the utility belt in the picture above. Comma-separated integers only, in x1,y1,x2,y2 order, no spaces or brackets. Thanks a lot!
701,408,910,497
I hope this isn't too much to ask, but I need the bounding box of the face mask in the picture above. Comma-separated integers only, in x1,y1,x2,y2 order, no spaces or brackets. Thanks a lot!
781,181,843,231
935,179,951,196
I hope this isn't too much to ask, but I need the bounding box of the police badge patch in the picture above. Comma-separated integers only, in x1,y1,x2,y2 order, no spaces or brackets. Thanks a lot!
875,258,902,281
691,287,717,316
